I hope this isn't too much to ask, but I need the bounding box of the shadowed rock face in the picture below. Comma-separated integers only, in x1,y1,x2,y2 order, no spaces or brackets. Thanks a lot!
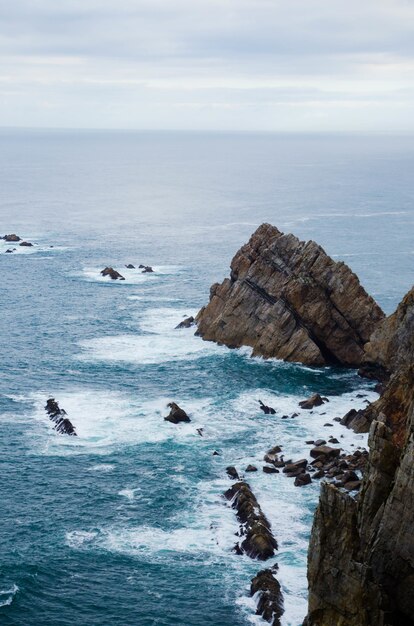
251,567,284,626
196,224,384,366
304,286,414,626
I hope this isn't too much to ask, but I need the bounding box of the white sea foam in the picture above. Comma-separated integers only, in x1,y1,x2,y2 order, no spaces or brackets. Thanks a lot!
79,265,182,284
0,240,67,255
78,307,227,365
88,463,115,473
0,584,19,608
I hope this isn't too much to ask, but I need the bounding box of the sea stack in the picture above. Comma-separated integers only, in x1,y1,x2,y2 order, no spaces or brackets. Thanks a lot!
196,224,384,366
304,285,414,626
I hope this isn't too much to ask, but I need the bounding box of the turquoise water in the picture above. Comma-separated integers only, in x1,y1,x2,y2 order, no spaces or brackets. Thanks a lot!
1,130,413,625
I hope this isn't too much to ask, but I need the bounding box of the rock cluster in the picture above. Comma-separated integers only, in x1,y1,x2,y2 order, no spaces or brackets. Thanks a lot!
251,566,284,626
2,233,21,242
196,224,384,366
45,398,77,436
224,481,278,560
304,286,414,625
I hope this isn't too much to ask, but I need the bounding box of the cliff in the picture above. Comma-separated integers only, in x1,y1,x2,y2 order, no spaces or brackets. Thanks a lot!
196,224,384,366
304,286,414,626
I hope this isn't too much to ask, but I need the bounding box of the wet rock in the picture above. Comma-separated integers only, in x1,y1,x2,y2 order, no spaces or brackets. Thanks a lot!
259,400,276,415
196,224,384,365
283,459,308,476
164,402,191,424
295,473,312,487
224,481,278,560
323,423,333,427
246,465,258,472
5,248,14,253
125,264,135,269
299,394,325,410
263,466,279,474
175,316,195,329
141,265,154,273
343,480,361,492
19,241,33,247
226,466,240,480
100,267,125,280
212,450,220,456
328,437,340,444
44,398,77,436
196,428,204,436
314,439,327,446
251,566,284,626
263,445,282,464
306,440,315,445
310,446,341,460
3,233,21,242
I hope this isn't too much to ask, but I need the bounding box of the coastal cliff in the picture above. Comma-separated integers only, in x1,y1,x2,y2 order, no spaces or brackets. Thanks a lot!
304,286,414,626
196,224,384,366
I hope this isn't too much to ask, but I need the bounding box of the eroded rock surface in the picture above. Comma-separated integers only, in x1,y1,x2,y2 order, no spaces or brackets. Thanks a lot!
196,224,384,366
164,402,191,424
304,286,414,626
251,566,284,626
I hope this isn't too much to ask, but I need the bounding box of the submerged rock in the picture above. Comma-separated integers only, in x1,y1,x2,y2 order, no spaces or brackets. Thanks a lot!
224,481,278,560
100,267,125,280
164,402,191,424
251,566,284,626
196,224,384,366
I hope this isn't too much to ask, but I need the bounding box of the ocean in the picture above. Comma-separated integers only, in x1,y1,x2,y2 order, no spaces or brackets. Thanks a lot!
1,129,413,626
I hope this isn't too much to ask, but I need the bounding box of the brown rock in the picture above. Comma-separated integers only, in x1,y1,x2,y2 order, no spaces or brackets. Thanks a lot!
250,566,284,626
299,394,325,409
246,465,258,472
175,316,195,329
3,233,21,242
195,224,383,366
310,446,341,460
100,267,125,280
164,402,191,424
295,473,312,487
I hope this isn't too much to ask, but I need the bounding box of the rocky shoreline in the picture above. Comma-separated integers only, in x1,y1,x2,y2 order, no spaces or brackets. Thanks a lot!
195,224,414,625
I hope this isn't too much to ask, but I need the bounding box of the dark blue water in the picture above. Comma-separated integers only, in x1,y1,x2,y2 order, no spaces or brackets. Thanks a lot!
0,130,413,626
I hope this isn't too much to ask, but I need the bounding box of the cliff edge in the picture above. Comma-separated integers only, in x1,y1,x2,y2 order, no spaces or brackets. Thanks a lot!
304,286,414,626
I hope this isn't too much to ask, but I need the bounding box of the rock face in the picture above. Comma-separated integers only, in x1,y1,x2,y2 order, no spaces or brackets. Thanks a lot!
175,316,195,329
224,481,278,560
304,286,414,626
45,398,77,436
251,566,284,626
196,224,384,366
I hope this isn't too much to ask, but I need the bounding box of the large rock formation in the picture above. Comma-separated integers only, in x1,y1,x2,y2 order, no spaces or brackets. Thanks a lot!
304,286,414,626
196,224,384,366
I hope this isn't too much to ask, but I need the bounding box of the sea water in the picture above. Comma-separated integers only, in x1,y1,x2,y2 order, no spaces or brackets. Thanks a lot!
0,130,413,626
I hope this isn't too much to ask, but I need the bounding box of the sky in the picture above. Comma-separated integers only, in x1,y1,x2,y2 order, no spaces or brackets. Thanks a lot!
1,0,414,131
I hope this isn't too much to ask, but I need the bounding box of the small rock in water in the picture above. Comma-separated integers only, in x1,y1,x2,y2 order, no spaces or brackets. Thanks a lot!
196,428,204,436
175,316,195,329
164,402,191,424
212,450,220,456
299,393,325,409
295,473,312,487
3,233,21,242
226,466,240,480
246,465,258,472
263,466,279,474
141,265,154,273
100,267,125,280
259,400,276,414
19,241,33,247
125,264,135,269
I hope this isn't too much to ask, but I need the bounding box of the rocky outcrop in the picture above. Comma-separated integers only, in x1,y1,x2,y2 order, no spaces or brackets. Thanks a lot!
224,481,278,560
196,224,384,366
101,267,125,280
2,233,21,242
164,402,191,424
45,398,77,436
175,316,195,329
251,566,284,626
304,286,414,626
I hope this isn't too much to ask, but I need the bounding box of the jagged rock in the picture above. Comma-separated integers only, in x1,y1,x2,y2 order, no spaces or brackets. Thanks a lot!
125,264,135,269
44,398,77,436
3,233,21,241
304,286,414,625
164,402,191,424
5,248,14,253
19,241,33,247
295,473,312,487
224,481,278,560
195,224,384,366
175,316,195,329
263,466,279,474
259,400,276,414
212,450,220,456
299,394,325,409
246,465,258,472
251,566,284,626
142,265,154,273
226,466,240,480
100,267,125,280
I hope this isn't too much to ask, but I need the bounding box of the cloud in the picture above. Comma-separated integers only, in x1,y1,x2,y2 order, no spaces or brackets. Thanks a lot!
0,0,413,130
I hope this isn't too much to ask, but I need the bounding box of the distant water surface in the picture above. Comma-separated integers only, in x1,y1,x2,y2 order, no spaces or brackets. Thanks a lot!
0,130,413,626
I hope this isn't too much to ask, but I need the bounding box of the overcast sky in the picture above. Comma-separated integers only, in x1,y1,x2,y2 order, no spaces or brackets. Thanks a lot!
1,0,414,131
